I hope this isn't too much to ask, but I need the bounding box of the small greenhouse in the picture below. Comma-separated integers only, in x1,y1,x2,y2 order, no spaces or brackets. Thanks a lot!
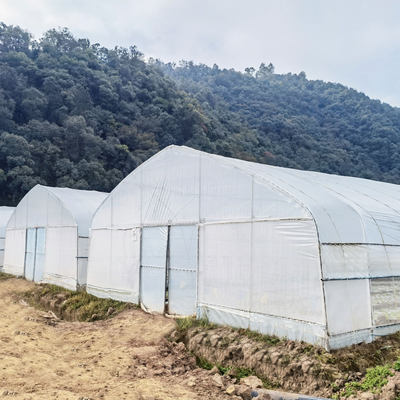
3,185,107,290
87,145,400,350
0,206,15,271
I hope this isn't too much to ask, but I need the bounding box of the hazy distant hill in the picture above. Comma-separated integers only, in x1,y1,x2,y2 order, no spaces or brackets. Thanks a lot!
1,23,400,204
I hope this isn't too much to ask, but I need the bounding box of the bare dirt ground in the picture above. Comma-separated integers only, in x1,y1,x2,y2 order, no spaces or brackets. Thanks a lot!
0,278,231,400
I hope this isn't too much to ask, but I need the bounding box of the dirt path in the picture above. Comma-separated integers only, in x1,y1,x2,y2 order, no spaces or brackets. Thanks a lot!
0,278,228,400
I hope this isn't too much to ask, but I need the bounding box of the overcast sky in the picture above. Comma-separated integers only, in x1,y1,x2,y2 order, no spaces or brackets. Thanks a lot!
2,0,400,107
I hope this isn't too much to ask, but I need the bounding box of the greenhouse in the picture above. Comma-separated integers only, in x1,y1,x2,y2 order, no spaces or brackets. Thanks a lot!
3,185,107,290
0,206,15,271
87,145,400,350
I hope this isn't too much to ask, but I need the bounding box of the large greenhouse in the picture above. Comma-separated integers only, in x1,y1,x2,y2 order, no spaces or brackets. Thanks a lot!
3,185,107,290
87,145,400,350
0,206,15,271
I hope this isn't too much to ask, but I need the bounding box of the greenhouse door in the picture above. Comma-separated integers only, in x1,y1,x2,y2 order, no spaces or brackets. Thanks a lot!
140,226,168,314
25,228,46,282
168,225,198,316
140,225,198,316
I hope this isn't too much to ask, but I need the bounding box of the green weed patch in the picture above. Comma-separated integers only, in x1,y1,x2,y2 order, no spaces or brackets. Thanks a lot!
21,283,134,322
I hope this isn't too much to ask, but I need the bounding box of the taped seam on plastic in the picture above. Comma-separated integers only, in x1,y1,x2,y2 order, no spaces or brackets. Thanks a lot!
141,265,166,269
324,276,392,281
321,242,400,247
198,302,326,327
197,217,313,227
169,268,196,272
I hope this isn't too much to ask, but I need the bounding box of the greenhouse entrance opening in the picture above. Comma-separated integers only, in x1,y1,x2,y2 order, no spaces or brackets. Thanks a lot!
24,228,45,282
140,225,198,316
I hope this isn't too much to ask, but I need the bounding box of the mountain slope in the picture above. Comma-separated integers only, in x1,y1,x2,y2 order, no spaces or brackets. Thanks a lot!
1,23,400,204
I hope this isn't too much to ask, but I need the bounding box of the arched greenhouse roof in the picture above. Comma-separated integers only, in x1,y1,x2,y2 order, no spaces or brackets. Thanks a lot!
111,145,400,245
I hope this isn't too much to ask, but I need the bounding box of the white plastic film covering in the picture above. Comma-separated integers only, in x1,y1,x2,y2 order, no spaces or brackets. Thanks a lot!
3,228,25,275
321,244,400,279
250,220,325,324
371,278,400,326
25,228,36,281
87,228,142,300
87,229,112,293
200,157,252,222
140,227,167,313
141,151,200,225
42,227,77,289
252,176,310,220
7,185,107,236
324,279,371,335
46,186,108,236
0,207,15,237
33,228,45,282
0,237,5,268
109,228,141,299
168,225,198,316
199,220,324,325
77,237,89,286
199,222,252,311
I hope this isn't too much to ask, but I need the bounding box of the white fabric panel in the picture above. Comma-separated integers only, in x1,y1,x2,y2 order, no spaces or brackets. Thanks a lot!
77,236,89,286
0,238,5,250
198,223,251,311
46,186,108,236
169,270,197,316
324,279,371,335
200,156,252,222
0,207,14,237
43,227,77,289
371,278,400,326
140,226,167,313
252,176,310,220
27,189,50,228
9,195,28,230
369,245,394,277
250,312,327,347
25,228,36,281
141,150,200,225
321,245,400,279
328,329,372,350
251,220,325,324
0,251,4,270
140,267,166,313
34,228,46,282
321,245,369,279
168,225,198,315
111,174,141,228
110,229,141,298
78,237,89,257
169,225,198,271
385,246,400,276
87,229,112,291
8,185,106,235
141,227,168,267
77,258,88,286
3,228,26,276
91,197,112,229
199,304,250,329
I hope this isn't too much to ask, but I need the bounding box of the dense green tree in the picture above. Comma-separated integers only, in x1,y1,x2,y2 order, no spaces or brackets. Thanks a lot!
0,22,400,204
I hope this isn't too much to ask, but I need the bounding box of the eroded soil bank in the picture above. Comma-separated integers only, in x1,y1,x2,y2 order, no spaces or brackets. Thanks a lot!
170,322,400,400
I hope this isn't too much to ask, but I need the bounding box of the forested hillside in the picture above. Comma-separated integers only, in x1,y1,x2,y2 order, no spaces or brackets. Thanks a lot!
1,23,400,204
